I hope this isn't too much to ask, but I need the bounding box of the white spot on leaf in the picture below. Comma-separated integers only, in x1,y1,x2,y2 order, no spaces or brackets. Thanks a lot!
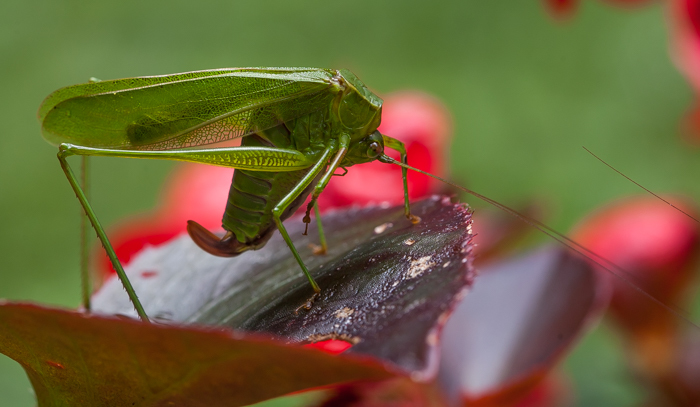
406,256,435,279
374,222,393,234
334,307,354,319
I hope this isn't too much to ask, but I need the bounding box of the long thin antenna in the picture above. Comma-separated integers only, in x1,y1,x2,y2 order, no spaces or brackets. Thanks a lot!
380,154,700,330
583,146,700,224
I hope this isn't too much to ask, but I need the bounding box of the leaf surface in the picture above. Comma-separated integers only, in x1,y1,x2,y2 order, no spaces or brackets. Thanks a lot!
93,196,475,378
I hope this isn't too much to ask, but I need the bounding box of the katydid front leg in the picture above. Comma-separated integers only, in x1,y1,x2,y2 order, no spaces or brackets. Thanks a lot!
382,135,421,224
302,138,350,257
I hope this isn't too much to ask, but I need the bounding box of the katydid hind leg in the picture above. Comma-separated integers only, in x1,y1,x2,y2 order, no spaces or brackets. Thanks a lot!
80,156,91,312
58,147,150,322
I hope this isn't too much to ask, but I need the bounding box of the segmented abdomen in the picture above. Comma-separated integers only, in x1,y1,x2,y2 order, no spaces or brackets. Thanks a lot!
221,130,320,251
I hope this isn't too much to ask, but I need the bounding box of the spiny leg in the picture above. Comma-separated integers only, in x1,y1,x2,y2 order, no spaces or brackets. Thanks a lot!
302,137,350,242
58,147,149,322
304,165,350,255
382,135,420,224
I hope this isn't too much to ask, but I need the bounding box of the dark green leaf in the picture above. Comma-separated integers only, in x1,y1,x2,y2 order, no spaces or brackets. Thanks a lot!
93,196,476,377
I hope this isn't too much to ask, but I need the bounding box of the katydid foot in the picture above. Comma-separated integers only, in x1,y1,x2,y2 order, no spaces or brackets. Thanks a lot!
408,214,421,224
295,292,320,314
308,243,327,255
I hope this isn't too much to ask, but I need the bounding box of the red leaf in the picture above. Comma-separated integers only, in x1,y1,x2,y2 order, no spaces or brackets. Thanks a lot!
668,0,700,145
437,247,608,404
0,302,395,407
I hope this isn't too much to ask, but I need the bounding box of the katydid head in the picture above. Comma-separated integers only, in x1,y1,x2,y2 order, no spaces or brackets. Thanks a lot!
342,130,385,166
336,69,383,140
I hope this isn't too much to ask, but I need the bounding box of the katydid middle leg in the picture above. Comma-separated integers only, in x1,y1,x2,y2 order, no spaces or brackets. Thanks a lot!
301,138,350,256
309,203,328,255
271,147,340,311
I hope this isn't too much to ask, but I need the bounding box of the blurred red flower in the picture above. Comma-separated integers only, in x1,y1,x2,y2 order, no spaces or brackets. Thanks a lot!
669,0,700,143
316,91,452,211
572,196,699,331
543,0,578,20
572,195,700,390
544,0,700,143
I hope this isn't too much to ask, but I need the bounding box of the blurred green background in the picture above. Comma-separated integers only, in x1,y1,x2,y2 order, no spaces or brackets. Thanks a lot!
1,1,699,405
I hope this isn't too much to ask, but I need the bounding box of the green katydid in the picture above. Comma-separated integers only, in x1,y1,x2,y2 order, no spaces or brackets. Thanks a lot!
39,67,695,328
39,68,422,322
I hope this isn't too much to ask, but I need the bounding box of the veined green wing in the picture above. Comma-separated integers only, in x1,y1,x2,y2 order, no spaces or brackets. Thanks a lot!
39,68,340,150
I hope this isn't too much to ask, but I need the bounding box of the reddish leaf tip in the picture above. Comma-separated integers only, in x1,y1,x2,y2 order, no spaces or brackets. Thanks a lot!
304,340,354,355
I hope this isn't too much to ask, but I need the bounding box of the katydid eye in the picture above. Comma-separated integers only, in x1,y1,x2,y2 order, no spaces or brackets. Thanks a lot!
367,142,382,158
